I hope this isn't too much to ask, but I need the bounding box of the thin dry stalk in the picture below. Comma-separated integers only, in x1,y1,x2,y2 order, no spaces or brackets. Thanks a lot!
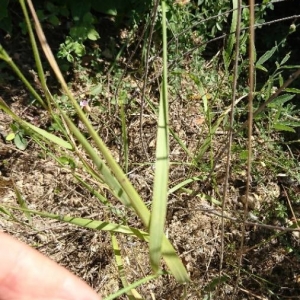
220,0,242,274
234,0,255,297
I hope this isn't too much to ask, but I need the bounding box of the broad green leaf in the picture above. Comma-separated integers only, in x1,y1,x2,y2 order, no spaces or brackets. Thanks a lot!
256,45,277,66
14,132,27,150
273,123,295,132
267,93,295,108
279,52,291,66
87,28,100,41
25,121,73,149
89,84,102,95
256,64,268,72
149,0,169,274
48,15,60,26
150,91,169,272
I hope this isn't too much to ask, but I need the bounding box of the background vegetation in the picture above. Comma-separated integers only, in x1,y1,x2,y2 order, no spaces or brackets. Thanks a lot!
1,0,300,299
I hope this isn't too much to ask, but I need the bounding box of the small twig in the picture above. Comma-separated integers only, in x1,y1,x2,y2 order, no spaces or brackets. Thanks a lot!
234,1,255,297
283,186,300,230
238,287,268,300
192,206,300,232
220,0,242,276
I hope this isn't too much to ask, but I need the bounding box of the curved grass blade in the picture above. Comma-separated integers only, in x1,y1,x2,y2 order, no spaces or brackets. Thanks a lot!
0,97,72,150
104,273,162,300
7,206,149,240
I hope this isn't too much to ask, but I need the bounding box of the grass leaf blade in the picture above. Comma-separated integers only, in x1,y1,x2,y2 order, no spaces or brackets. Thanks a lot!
149,0,170,273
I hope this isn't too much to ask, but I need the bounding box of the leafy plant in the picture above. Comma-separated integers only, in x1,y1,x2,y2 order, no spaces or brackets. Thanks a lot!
254,35,300,134
5,122,28,150
57,12,99,62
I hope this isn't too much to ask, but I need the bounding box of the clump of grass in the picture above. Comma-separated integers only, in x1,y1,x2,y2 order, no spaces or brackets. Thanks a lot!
0,0,188,298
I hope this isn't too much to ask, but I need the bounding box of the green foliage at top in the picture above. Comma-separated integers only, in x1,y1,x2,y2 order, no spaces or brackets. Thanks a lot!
0,0,152,33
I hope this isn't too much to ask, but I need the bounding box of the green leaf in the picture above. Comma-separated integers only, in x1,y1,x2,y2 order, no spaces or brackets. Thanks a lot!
89,84,102,96
14,132,27,150
73,42,85,56
0,206,12,217
279,52,291,66
223,0,238,70
5,132,15,141
87,28,100,41
45,2,56,13
104,273,161,300
25,121,73,149
10,123,19,132
256,64,268,72
149,0,169,273
279,65,300,69
83,12,94,24
279,73,284,86
267,94,295,108
284,88,300,94
58,156,76,168
256,45,277,66
70,26,88,40
273,123,295,132
48,15,60,26
10,207,150,240
66,53,74,63
168,177,202,194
